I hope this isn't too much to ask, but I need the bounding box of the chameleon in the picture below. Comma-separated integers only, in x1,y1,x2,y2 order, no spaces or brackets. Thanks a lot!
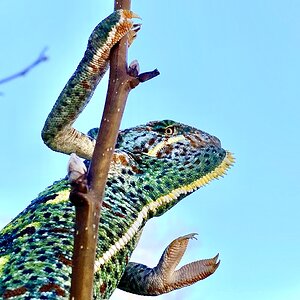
0,10,234,299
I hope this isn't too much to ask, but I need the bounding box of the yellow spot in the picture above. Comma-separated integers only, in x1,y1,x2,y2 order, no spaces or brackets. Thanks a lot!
0,255,10,276
148,135,186,157
46,190,70,205
24,222,40,230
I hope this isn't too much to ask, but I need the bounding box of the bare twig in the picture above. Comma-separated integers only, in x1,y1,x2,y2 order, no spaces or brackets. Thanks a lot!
69,1,159,299
0,47,48,85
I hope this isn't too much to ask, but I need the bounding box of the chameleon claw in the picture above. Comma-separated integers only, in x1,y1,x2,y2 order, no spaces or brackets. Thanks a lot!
180,232,198,240
213,253,220,262
132,23,142,32
128,25,141,46
121,10,142,20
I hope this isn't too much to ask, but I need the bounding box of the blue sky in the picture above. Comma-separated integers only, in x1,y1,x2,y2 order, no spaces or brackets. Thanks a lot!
1,1,299,299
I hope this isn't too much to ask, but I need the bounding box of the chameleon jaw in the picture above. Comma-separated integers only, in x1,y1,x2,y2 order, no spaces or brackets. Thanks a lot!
94,151,234,271
147,151,235,209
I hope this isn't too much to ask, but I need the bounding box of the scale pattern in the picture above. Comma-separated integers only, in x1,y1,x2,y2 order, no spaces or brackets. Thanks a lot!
0,121,234,299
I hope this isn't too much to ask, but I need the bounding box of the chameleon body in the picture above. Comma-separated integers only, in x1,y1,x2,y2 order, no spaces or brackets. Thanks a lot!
0,10,234,299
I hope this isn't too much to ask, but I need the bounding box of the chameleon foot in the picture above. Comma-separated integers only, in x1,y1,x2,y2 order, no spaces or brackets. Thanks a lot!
128,23,141,46
118,233,220,296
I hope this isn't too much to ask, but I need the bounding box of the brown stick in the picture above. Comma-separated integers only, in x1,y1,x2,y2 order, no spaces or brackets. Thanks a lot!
69,1,159,299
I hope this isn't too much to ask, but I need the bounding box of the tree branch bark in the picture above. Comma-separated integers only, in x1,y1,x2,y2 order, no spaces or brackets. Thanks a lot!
69,1,159,299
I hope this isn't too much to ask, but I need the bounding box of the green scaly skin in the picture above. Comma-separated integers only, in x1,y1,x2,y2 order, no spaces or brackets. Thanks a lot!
0,121,233,299
0,10,234,299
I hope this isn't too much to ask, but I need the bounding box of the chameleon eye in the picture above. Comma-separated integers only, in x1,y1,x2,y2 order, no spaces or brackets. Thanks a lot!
165,126,176,136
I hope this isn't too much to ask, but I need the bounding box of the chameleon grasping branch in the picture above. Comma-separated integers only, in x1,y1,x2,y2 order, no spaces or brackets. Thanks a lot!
0,5,234,300
69,1,159,299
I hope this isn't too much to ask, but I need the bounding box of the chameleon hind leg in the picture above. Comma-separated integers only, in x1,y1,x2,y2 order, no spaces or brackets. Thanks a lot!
42,10,140,160
117,233,220,296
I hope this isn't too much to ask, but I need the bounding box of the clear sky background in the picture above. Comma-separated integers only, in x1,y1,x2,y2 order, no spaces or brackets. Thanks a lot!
1,1,299,299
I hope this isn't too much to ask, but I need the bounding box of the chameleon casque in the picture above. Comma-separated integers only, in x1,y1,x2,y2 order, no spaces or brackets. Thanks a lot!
0,10,234,299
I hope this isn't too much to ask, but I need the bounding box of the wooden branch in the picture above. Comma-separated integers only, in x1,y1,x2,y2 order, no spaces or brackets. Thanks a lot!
0,48,48,85
69,1,159,299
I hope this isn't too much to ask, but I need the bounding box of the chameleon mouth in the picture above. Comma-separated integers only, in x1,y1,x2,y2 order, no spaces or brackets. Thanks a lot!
94,151,234,270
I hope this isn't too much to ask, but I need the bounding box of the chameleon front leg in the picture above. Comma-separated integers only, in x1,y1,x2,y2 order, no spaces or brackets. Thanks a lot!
42,10,140,160
117,233,220,296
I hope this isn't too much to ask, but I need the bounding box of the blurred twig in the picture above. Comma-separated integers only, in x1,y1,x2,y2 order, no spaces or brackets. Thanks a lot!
0,47,48,85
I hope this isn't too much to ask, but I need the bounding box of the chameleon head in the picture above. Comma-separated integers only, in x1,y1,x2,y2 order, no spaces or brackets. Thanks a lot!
88,120,234,216
116,120,234,215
